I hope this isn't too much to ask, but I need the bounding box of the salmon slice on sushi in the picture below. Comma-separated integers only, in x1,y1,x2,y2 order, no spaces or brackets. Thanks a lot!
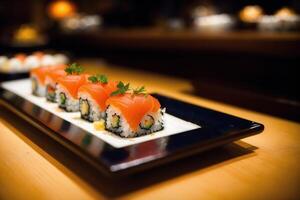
78,74,118,122
45,65,67,102
56,63,88,112
30,64,66,97
105,82,165,138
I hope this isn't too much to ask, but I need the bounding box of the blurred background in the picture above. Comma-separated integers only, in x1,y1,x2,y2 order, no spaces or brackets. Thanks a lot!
0,0,300,121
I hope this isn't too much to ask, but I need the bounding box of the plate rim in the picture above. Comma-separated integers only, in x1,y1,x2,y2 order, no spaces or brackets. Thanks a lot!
0,82,264,177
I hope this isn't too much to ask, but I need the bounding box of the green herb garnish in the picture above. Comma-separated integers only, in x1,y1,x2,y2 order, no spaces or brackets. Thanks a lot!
110,81,130,96
88,74,108,84
132,86,147,96
65,63,84,75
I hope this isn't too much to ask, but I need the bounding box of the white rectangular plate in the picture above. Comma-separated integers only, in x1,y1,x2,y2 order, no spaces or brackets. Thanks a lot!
1,79,200,148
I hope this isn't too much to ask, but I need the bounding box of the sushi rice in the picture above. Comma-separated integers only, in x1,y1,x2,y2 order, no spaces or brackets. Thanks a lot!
31,76,46,97
56,84,79,112
105,105,165,138
78,92,106,122
45,82,57,102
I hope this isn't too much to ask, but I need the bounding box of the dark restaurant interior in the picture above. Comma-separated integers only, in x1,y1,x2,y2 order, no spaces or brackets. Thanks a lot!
1,0,300,199
1,0,300,121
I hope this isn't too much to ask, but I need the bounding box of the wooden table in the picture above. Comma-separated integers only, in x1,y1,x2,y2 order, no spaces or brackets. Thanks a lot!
1,59,300,199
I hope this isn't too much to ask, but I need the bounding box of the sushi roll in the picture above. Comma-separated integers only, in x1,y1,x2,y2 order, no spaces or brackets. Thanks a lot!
56,63,88,112
24,55,40,70
14,53,26,62
40,54,56,67
8,53,26,72
78,74,118,122
53,54,69,65
33,51,44,59
0,56,8,66
105,83,165,138
24,52,44,69
0,56,8,72
30,65,65,97
44,64,67,102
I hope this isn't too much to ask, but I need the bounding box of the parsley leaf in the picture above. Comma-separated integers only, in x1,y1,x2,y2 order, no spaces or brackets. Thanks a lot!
88,74,108,84
65,63,84,75
110,81,130,96
88,76,98,83
98,74,108,84
132,86,147,95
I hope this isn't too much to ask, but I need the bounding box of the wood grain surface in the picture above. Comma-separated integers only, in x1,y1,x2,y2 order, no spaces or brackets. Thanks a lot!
1,59,300,200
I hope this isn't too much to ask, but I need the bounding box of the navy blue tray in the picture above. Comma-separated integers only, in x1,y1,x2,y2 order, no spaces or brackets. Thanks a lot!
0,87,263,177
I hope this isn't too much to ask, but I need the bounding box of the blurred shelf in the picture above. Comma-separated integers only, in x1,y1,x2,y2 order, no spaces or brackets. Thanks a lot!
192,79,300,122
56,28,300,57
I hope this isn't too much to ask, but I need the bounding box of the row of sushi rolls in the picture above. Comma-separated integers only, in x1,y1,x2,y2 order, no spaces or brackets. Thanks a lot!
0,52,69,73
30,61,165,138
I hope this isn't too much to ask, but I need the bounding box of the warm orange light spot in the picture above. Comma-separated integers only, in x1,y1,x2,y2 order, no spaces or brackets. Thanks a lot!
275,7,296,18
48,0,76,20
239,5,264,23
14,25,39,43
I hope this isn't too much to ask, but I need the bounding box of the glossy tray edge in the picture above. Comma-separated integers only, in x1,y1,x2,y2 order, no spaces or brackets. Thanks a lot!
0,86,264,177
